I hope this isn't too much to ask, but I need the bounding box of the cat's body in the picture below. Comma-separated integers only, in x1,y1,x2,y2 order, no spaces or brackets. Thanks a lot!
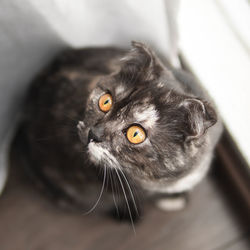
15,42,222,218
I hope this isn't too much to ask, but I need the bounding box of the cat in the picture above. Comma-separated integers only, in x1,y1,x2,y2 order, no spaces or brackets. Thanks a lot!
13,41,223,222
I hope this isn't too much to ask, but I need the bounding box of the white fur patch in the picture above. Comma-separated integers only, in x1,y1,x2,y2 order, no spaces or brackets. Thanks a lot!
165,163,209,193
88,142,120,169
157,82,165,88
77,121,85,129
156,197,186,211
134,105,158,129
115,85,125,96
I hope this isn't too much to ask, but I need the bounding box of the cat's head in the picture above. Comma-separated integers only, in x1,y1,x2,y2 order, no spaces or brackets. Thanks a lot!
78,42,217,187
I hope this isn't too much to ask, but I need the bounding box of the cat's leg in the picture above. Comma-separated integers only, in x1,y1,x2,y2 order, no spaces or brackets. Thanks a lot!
155,193,188,212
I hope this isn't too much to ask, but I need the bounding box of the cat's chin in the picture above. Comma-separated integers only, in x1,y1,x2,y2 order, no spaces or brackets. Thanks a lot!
87,141,120,169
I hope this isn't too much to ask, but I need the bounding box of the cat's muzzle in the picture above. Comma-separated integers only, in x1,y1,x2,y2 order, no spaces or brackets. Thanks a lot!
88,126,104,143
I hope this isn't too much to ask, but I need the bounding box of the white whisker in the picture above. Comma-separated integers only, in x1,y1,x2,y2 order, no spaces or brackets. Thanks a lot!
114,168,136,234
108,169,120,217
118,169,139,216
84,166,107,215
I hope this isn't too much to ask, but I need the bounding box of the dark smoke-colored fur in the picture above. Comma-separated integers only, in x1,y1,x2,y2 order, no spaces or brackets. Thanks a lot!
13,42,222,220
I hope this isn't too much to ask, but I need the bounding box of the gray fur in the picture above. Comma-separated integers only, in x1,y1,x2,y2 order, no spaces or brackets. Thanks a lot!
16,42,223,217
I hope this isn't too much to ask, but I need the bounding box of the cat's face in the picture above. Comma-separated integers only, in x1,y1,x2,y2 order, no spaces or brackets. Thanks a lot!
78,42,217,187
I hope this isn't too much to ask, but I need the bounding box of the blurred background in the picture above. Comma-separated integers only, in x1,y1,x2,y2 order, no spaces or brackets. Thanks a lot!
0,0,249,249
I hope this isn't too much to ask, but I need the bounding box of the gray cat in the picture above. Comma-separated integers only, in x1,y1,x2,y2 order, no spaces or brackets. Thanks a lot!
14,42,222,222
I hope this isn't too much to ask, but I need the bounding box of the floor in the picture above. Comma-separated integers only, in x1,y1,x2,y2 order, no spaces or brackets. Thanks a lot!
0,156,249,250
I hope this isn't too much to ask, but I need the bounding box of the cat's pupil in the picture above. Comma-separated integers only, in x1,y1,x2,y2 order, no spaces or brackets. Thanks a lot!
104,99,109,105
133,131,138,137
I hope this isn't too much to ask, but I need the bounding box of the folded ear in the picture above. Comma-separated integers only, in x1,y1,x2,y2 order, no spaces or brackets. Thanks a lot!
180,98,217,141
118,41,164,82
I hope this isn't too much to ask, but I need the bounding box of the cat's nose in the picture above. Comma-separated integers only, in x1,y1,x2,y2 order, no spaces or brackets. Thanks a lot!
88,126,104,143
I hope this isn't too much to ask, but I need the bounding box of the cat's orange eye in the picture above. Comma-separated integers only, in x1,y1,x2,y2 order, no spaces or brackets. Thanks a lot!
99,93,112,112
126,125,146,144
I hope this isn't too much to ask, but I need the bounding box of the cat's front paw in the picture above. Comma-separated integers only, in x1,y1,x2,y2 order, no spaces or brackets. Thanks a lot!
155,195,188,212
